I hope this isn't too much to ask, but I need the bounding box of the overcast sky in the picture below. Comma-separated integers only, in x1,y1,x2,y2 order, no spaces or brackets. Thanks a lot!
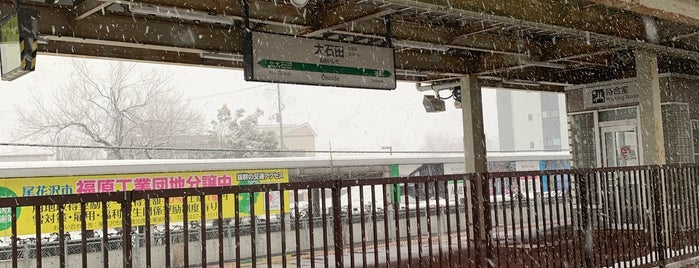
0,54,504,154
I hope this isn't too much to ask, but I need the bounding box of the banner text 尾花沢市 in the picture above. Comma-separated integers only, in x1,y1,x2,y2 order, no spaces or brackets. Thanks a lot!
0,169,289,236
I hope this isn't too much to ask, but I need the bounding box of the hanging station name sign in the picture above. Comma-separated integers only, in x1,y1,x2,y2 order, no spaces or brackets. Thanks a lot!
582,81,640,108
245,31,396,90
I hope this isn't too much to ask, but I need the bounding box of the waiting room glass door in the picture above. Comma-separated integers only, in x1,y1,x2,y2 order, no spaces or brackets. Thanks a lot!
600,125,644,226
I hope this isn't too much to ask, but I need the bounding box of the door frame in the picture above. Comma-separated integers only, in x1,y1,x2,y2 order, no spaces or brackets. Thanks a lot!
600,124,642,167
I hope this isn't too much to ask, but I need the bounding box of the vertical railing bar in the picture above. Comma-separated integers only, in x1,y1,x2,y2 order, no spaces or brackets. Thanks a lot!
201,194,208,268
435,181,444,266
145,197,152,268
488,174,510,267
627,169,637,265
508,176,516,268
432,181,449,264
416,182,423,267
122,192,133,268
348,187,355,268
666,168,674,260
632,169,642,267
689,167,699,260
250,193,257,268
620,170,629,265
635,169,650,266
622,170,634,267
165,197,171,268
691,167,699,258
571,172,582,267
81,202,88,268
524,172,535,267
531,172,543,267
595,171,605,267
539,173,556,266
552,172,563,268
679,167,687,257
11,205,17,268
444,180,453,268
370,184,379,266
391,184,400,267
588,172,597,267
641,169,651,265
294,190,301,268
483,172,495,268
471,173,489,267
415,183,424,266
183,195,190,268
424,181,434,268
403,182,412,266
321,189,329,268
559,172,572,267
234,193,241,268
265,190,272,268
35,205,42,268
590,171,599,268
468,176,476,267
218,194,224,268
386,184,401,267
58,204,66,268
359,186,367,268
379,184,389,267
332,182,344,268
280,190,288,268
540,171,551,268
673,168,682,258
308,189,315,268
510,177,524,266
654,167,667,265
488,174,506,266
679,167,688,258
611,170,622,266
577,173,591,268
454,178,463,266
627,170,636,267
670,168,687,256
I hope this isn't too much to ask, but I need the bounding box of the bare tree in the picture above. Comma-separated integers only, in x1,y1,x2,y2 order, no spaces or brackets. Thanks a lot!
16,61,204,160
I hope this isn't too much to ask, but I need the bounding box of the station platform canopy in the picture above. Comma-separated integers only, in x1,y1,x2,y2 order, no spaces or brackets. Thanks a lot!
3,0,698,91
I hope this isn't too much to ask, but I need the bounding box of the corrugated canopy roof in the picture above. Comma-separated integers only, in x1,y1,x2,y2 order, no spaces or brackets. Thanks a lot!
5,0,699,91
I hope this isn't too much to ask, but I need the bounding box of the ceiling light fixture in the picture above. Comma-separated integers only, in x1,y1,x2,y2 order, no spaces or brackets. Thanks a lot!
289,0,309,8
200,52,244,62
519,60,566,69
128,3,308,29
393,40,450,52
503,79,541,87
129,4,236,25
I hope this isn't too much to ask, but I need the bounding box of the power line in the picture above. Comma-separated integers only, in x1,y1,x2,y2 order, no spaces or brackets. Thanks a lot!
190,84,271,100
0,142,464,155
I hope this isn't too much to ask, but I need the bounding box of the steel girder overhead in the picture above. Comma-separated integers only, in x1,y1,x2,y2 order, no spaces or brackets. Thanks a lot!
2,0,699,91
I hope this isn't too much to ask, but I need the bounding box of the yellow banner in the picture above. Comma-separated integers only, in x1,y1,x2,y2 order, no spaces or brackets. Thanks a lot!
0,169,289,236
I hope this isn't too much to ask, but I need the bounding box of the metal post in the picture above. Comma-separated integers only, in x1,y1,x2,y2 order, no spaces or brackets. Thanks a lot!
122,192,134,268
332,180,344,268
652,168,666,266
578,173,593,268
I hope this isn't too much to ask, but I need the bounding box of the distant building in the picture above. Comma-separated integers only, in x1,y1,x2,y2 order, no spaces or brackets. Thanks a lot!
491,88,569,152
258,123,317,157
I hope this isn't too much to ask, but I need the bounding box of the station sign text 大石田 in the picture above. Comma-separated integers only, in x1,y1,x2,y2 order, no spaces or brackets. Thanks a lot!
245,31,395,90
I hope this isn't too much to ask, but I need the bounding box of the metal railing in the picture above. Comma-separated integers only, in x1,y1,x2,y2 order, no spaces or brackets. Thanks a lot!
0,164,697,267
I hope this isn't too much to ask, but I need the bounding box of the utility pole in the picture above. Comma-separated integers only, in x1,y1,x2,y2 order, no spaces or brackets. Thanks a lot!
276,83,284,150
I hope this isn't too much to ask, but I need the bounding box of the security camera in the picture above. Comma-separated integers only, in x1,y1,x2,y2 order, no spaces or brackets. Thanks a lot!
423,95,445,113
454,100,462,109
